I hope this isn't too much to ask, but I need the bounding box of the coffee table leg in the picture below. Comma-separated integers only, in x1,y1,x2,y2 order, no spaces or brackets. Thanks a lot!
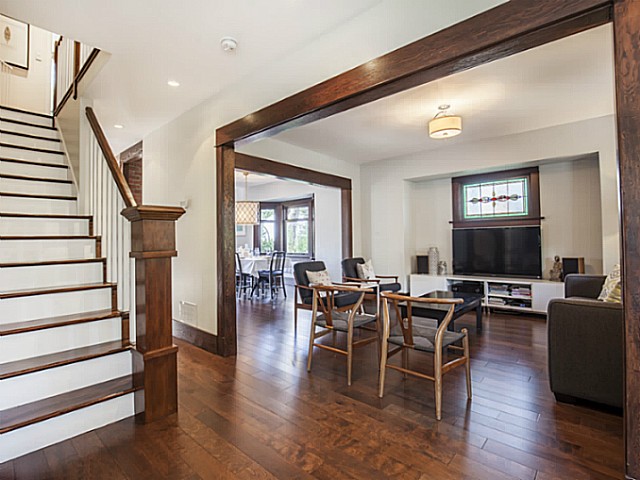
476,304,482,331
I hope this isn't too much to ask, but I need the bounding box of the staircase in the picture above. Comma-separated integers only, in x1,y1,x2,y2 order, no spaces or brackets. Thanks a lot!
0,105,136,463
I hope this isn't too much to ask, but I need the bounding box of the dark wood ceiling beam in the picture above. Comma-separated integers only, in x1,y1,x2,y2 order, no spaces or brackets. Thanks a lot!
216,0,611,146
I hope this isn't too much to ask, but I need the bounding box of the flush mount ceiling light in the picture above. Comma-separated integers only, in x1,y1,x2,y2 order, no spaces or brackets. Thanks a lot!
113,124,124,129
167,80,180,87
220,37,238,53
428,104,462,139
235,171,259,225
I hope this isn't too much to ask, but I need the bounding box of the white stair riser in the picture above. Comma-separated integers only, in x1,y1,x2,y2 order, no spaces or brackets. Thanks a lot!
0,263,103,290
0,161,69,180
1,178,75,196
0,287,112,323
0,145,66,164
0,239,95,262
0,217,89,236
0,109,53,127
0,196,77,214
0,393,134,463
1,351,132,409
0,133,63,152
0,120,59,140
1,317,122,363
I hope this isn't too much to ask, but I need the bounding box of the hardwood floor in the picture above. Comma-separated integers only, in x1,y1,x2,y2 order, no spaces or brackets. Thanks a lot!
0,297,623,479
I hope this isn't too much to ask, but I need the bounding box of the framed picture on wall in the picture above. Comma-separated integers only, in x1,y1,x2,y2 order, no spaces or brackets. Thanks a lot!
235,225,246,236
0,14,29,70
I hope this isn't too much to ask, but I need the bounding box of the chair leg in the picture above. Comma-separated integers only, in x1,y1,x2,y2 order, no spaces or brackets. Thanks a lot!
462,328,472,400
402,348,409,379
294,305,298,331
378,335,388,398
347,323,354,386
282,276,287,298
434,348,443,421
306,320,316,372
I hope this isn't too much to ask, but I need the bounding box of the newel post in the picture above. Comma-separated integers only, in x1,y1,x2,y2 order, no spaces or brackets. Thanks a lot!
122,205,185,423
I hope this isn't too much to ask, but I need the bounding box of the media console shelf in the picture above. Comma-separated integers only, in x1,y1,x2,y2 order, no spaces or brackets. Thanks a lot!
409,274,564,315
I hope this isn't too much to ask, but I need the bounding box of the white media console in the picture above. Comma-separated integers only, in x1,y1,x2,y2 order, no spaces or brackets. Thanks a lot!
409,274,565,315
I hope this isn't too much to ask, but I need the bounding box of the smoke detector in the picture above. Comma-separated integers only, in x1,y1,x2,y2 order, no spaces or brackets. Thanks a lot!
220,37,238,52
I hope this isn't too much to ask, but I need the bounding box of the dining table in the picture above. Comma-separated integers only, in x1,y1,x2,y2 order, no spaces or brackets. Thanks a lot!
239,255,293,278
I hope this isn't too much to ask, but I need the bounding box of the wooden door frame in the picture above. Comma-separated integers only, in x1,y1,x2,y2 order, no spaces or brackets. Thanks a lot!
216,2,640,476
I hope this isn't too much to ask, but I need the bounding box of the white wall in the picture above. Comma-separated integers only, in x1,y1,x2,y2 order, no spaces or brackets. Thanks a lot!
2,25,53,114
412,156,604,279
361,115,620,285
246,179,343,281
140,0,508,335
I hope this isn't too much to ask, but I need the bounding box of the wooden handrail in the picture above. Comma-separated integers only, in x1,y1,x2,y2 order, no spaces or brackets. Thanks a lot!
85,107,137,208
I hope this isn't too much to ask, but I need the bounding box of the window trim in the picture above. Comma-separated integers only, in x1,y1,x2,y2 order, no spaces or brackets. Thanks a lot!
253,196,315,258
451,167,541,228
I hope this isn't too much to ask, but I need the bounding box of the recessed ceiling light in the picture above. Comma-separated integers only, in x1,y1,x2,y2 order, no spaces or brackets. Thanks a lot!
167,80,180,87
114,124,124,129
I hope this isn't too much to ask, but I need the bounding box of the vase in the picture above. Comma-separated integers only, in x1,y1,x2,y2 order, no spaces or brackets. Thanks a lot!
428,247,439,275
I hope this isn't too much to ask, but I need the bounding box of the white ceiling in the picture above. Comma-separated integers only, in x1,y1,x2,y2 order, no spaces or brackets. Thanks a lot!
271,24,616,164
0,0,383,151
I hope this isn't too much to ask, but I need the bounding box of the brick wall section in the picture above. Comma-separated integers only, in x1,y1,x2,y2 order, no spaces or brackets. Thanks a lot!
123,158,142,205
119,141,143,205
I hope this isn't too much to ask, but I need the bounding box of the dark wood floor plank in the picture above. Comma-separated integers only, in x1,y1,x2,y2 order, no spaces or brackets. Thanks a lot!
0,296,623,479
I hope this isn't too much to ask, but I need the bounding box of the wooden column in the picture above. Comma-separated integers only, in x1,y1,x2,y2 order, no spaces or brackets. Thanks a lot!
122,205,185,423
613,2,640,478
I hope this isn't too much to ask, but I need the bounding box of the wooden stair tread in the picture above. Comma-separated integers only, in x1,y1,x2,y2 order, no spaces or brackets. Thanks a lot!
0,129,61,143
0,282,116,299
0,105,54,120
0,143,64,155
0,375,139,434
0,309,122,336
0,192,76,201
0,173,72,184
0,157,68,169
0,340,131,380
0,212,91,219
0,235,97,240
0,258,106,268
0,117,57,131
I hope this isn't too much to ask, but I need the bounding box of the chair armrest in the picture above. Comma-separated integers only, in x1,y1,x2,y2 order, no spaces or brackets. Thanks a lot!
343,276,381,284
376,275,399,282
547,297,623,407
564,274,606,299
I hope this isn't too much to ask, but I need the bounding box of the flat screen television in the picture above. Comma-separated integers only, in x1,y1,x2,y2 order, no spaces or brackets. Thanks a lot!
452,226,542,278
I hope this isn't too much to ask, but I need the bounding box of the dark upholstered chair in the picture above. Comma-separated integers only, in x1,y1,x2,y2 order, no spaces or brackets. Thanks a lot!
341,257,401,295
253,251,287,299
307,284,379,385
547,274,623,409
235,253,253,299
293,261,361,329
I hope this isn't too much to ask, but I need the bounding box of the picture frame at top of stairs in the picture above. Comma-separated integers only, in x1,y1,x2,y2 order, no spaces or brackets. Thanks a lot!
0,14,29,70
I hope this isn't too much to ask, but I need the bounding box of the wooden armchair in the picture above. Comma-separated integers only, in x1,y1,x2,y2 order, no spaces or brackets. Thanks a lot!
307,283,379,385
293,261,362,329
378,291,472,420
341,257,401,295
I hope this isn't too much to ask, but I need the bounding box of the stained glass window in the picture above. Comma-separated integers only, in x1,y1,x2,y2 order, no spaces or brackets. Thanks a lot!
463,178,528,219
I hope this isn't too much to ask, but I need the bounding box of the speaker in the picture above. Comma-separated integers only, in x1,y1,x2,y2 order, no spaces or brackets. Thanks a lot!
417,255,429,274
562,257,585,276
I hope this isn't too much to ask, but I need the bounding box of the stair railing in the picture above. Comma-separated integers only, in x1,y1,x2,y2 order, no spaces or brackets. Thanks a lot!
85,107,185,423
54,37,99,115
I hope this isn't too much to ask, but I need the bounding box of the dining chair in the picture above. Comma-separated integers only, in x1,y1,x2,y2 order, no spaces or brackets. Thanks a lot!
254,251,287,299
307,283,379,386
235,253,253,299
378,291,472,420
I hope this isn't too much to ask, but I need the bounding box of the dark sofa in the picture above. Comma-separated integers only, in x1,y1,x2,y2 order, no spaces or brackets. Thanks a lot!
547,274,623,409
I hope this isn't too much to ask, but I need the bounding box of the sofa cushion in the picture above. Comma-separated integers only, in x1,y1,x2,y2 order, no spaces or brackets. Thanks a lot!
356,259,376,280
306,269,332,286
598,264,622,303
